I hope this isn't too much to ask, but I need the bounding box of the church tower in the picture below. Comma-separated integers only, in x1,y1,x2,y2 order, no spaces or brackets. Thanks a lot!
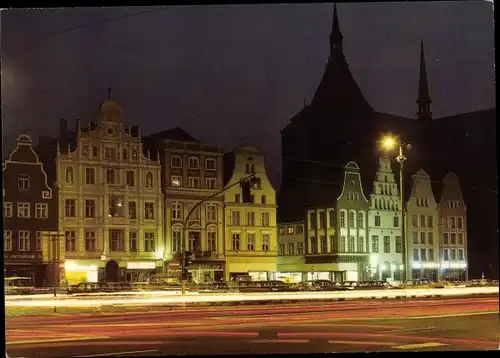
417,40,432,120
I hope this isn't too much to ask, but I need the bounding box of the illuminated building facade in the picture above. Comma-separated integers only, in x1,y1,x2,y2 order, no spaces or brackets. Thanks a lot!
367,156,403,282
38,100,163,285
143,128,226,283
276,222,307,282
405,169,440,281
3,135,58,286
437,173,468,281
223,145,278,281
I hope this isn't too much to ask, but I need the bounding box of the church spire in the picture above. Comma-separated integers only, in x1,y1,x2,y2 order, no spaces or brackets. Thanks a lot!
417,40,432,120
329,3,344,60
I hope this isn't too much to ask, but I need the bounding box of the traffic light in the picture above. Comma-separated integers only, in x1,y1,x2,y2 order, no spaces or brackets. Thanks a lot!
183,251,193,269
241,176,260,203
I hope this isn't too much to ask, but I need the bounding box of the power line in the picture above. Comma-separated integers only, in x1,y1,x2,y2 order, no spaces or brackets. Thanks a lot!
4,6,169,47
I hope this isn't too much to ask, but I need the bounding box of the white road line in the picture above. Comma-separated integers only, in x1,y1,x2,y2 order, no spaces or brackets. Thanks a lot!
328,340,395,346
73,349,158,357
393,342,449,350
379,327,436,333
249,339,310,344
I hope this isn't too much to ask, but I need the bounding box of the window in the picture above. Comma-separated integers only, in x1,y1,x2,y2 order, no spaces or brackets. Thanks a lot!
145,172,154,188
249,194,255,204
36,231,42,251
144,202,155,219
383,236,391,253
457,217,463,229
357,211,364,228
420,232,426,244
419,215,426,228
297,242,304,255
123,148,128,160
319,212,325,229
35,203,48,218
172,203,182,220
18,231,30,251
188,157,199,169
349,211,355,227
4,202,13,217
420,248,426,261
206,178,216,189
4,230,12,251
371,236,379,253
374,215,381,227
262,234,270,251
188,177,199,188
83,145,89,156
428,248,434,261
340,211,346,227
129,201,137,219
207,231,217,252
348,236,355,252
393,215,399,228
310,237,318,254
427,216,434,228
81,199,94,218
279,244,285,256
65,231,76,251
279,227,286,235
85,168,96,184
172,230,182,253
247,233,255,251
206,205,217,221
450,233,456,245
232,234,241,250
451,249,456,260
235,194,241,203
17,203,30,218
339,236,346,253
262,212,270,227
132,150,138,159
395,236,402,253
412,215,418,227
287,243,295,255
144,232,155,252
296,226,303,234
321,236,327,253
309,212,316,228
458,233,464,245
444,217,449,228
106,169,116,184
329,211,335,228
247,212,255,226
206,158,216,170
287,226,294,235
108,196,124,217
357,237,364,253
231,211,241,226
428,232,434,245
171,176,182,187
65,167,74,184
104,147,116,159
330,235,336,253
65,200,75,217
109,229,124,251
443,233,449,245
413,248,419,261
245,163,255,174
171,155,182,168
129,231,137,252
92,146,98,157
126,171,135,186
85,231,97,252
444,249,450,261
261,195,267,204
458,249,464,261
412,231,418,244
450,217,456,229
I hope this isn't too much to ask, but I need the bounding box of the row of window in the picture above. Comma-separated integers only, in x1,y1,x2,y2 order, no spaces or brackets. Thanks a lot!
278,242,305,256
171,176,218,189
171,202,218,221
278,225,304,235
170,155,217,170
372,197,399,211
234,192,266,204
411,215,464,229
65,198,156,220
4,230,42,252
412,248,465,261
309,211,399,230
64,230,157,252
81,145,139,161
229,211,271,227
307,235,402,255
230,233,271,251
4,202,49,219
67,167,155,187
171,229,218,253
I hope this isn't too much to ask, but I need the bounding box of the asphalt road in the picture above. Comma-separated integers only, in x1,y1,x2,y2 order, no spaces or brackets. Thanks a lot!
6,296,499,357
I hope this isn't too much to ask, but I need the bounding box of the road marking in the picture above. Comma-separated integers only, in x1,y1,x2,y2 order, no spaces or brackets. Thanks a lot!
328,340,395,346
249,339,310,344
7,336,110,345
51,322,200,328
379,327,436,333
72,349,158,357
393,342,449,350
403,311,499,320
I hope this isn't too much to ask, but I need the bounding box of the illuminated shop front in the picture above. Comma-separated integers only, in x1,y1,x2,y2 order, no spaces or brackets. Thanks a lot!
411,262,440,281
441,261,468,281
275,272,303,283
189,263,225,283
64,260,99,285
126,261,157,282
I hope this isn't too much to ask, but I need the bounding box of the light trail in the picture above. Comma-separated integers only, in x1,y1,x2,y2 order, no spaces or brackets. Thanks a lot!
5,287,498,308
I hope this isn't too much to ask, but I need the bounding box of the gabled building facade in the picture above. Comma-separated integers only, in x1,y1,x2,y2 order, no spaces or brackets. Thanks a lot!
438,172,468,281
223,145,278,281
406,169,440,281
367,156,403,282
3,135,58,286
276,221,306,282
143,128,225,283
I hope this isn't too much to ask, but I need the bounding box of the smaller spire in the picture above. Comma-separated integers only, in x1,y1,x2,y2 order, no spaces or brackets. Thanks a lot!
417,40,432,120
107,76,112,100
329,3,344,59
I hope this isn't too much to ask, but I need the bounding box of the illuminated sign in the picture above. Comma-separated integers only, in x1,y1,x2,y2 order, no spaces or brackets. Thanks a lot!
65,261,98,272
4,253,42,260
127,262,156,270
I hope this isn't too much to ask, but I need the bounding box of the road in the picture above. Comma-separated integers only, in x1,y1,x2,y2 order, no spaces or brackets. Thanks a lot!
6,296,499,357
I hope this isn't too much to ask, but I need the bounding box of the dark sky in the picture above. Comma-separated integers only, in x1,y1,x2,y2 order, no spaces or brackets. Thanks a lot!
1,3,495,187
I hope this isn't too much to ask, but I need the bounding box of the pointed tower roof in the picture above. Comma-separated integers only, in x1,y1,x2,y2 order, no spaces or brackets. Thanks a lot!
309,3,373,115
417,40,432,120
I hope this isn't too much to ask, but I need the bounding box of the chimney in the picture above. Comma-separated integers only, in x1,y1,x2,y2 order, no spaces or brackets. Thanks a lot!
59,118,67,137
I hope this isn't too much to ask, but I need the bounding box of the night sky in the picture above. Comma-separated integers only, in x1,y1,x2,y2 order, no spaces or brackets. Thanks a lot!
1,2,495,187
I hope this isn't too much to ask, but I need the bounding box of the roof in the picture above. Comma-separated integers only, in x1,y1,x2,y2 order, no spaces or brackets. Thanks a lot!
144,127,199,143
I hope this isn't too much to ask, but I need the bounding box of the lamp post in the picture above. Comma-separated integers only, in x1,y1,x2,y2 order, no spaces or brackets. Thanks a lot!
180,173,258,295
381,136,410,282
44,232,65,312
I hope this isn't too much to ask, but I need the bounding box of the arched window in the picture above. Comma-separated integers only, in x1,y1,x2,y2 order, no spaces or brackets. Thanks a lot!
357,211,364,228
348,211,355,227
145,172,153,187
205,158,216,171
340,210,346,227
188,156,199,169
66,166,74,183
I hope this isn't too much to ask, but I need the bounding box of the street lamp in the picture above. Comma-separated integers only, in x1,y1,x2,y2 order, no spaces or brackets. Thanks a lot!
381,135,411,282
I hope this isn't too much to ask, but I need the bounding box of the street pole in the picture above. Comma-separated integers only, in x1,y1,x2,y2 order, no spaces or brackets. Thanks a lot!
181,173,257,295
396,145,407,282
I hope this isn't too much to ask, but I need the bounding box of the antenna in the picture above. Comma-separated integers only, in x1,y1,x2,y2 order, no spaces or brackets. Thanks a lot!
107,76,112,100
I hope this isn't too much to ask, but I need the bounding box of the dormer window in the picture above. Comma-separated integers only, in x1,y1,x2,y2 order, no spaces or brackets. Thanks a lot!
188,156,199,169
66,167,74,183
18,175,30,191
206,158,216,170
171,155,182,168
